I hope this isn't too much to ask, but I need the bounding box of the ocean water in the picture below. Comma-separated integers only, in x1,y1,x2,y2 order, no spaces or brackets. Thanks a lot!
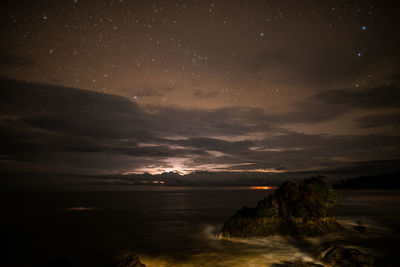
1,187,399,266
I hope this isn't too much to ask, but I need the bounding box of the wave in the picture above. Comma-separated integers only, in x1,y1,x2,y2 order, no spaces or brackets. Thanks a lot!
138,225,324,267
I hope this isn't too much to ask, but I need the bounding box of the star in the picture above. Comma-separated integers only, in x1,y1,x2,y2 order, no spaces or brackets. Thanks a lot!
361,25,367,31
260,32,264,37
357,52,362,57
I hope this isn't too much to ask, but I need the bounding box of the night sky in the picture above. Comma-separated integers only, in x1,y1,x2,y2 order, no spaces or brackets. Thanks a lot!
1,1,400,179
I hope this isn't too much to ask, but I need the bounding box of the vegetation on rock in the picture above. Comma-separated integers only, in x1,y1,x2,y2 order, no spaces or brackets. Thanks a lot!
219,176,342,238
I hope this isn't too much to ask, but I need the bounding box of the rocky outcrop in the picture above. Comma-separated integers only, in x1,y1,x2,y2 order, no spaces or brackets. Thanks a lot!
272,261,324,267
318,242,374,267
218,176,342,238
106,254,146,267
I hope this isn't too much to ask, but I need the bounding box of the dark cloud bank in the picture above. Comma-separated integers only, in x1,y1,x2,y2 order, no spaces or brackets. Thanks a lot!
0,77,399,188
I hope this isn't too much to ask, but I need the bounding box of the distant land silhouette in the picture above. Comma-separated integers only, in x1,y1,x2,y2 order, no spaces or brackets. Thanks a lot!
333,172,400,189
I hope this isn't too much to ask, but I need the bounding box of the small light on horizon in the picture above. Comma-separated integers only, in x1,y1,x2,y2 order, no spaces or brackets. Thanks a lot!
249,186,276,190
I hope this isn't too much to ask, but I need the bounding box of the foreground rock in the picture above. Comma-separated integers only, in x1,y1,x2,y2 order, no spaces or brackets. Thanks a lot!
272,261,324,267
318,242,374,267
106,254,146,267
219,176,342,238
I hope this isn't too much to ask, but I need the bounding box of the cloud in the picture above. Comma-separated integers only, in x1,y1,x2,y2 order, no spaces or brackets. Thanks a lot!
317,85,400,109
355,112,400,128
0,77,399,179
143,106,276,138
0,77,149,140
270,84,400,124
169,137,254,153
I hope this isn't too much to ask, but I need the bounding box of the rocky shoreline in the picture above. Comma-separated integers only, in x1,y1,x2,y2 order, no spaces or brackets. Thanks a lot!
218,176,376,266
43,177,380,266
219,176,342,238
105,254,146,267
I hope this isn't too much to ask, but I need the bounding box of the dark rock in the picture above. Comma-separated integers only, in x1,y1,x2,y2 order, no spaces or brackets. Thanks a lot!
106,254,146,267
43,258,71,267
354,220,367,232
272,261,324,267
219,176,342,238
318,242,374,267
354,225,367,232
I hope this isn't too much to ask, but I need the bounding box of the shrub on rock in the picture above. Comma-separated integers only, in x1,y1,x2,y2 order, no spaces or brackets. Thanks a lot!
218,176,342,238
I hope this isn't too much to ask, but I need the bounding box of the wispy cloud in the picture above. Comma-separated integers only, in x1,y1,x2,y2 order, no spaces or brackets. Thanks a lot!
0,77,399,178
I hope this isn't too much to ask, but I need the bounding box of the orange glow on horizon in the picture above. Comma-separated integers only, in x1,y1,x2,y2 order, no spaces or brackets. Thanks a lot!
249,186,277,190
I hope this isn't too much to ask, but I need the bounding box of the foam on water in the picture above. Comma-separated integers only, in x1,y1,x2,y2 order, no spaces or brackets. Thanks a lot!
3,189,399,266
138,217,395,266
138,224,324,267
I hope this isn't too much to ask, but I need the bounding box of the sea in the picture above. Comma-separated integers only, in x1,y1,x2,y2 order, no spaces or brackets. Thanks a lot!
1,186,399,266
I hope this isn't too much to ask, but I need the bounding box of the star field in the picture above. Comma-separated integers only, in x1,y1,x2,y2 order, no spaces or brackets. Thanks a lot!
0,0,400,176
2,0,399,109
